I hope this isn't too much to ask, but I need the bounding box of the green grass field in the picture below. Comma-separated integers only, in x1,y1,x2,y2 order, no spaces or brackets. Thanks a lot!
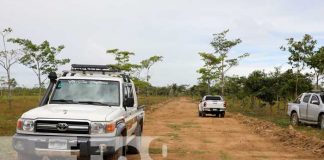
0,95,171,136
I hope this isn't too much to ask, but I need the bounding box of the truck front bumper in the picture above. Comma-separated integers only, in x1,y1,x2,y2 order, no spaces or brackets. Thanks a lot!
12,133,120,158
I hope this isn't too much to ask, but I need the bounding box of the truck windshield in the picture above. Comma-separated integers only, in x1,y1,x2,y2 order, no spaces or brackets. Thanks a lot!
206,96,222,101
50,79,120,106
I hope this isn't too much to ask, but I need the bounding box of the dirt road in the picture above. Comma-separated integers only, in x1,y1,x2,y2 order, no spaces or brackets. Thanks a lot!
130,97,320,160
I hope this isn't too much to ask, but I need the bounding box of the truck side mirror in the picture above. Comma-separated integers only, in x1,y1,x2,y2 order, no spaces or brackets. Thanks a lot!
311,100,320,105
123,97,134,107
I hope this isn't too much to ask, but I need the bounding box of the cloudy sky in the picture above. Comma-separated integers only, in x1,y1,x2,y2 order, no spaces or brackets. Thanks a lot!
1,0,324,87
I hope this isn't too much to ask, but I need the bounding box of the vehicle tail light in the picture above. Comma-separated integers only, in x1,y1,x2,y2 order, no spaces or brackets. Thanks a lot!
203,102,207,107
224,101,227,108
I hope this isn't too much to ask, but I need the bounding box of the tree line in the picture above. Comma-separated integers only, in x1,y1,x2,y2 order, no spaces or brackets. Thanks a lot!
192,29,323,111
1,27,323,109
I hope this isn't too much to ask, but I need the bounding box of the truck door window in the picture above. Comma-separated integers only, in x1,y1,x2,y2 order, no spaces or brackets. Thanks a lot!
123,84,133,98
310,95,319,105
303,94,311,103
294,94,302,104
124,85,129,98
127,86,134,98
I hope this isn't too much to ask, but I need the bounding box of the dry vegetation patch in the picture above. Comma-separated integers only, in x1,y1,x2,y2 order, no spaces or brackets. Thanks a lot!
234,113,324,157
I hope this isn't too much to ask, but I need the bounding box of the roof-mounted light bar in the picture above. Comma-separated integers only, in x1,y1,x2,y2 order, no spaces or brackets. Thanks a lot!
71,64,121,72
68,64,131,83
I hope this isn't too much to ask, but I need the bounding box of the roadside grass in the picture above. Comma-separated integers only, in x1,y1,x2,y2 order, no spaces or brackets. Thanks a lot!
226,97,324,140
192,150,210,154
138,96,171,107
201,139,214,143
219,150,232,160
0,95,171,136
0,96,39,136
166,132,180,140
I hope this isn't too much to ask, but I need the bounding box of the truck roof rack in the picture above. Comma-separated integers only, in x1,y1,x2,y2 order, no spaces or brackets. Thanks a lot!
71,64,121,72
62,64,131,83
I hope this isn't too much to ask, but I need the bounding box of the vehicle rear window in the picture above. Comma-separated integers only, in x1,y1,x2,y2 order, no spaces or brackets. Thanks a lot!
321,95,324,103
205,96,222,101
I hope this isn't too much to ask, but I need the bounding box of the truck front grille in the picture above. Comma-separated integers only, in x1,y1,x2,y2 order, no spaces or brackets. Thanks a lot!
35,120,90,134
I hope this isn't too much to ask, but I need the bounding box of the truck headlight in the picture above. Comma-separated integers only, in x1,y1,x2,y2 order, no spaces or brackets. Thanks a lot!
17,119,35,132
91,122,115,134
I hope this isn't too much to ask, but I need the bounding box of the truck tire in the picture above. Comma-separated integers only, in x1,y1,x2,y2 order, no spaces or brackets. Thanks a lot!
198,110,202,117
105,147,123,160
220,112,225,118
290,112,299,126
319,114,324,130
202,112,206,117
127,124,142,154
105,129,126,160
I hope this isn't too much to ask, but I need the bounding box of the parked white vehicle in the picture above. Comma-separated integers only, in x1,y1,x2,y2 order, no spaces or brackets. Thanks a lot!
198,95,226,118
12,64,144,160
287,92,324,129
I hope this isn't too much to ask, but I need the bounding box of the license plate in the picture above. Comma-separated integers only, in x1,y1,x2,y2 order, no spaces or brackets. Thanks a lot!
48,139,67,150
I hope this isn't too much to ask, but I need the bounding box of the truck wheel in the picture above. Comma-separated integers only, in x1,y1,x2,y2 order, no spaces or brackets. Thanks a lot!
198,111,202,117
220,112,225,118
202,112,206,117
290,112,299,126
105,147,123,160
127,124,142,154
319,114,324,130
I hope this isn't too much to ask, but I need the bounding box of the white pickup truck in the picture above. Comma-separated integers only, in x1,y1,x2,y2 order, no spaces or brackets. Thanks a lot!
12,64,144,160
287,92,324,129
198,95,226,118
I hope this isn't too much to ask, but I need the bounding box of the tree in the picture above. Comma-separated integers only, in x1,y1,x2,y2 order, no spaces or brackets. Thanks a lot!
210,30,249,95
306,46,324,89
281,34,317,97
140,55,163,82
106,49,135,71
197,52,221,94
224,76,246,99
0,28,20,107
9,38,70,96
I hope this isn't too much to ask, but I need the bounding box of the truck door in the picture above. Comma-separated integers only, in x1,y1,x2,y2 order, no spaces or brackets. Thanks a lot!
308,94,321,121
123,84,137,136
300,94,311,120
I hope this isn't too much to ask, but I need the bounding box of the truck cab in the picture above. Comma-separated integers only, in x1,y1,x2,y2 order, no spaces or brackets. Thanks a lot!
12,64,144,160
288,92,324,129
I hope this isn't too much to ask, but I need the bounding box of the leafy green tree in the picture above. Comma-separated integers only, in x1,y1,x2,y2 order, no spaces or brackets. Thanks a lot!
306,46,324,89
106,49,135,71
224,76,246,99
210,30,249,95
197,52,221,94
281,34,317,97
140,55,163,82
0,28,20,107
9,38,70,96
131,64,143,79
